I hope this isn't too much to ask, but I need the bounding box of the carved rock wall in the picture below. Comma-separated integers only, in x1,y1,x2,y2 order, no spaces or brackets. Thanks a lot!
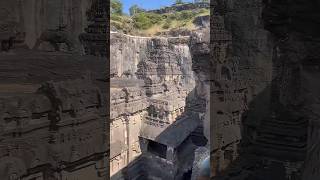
197,0,274,176
209,0,320,179
110,32,193,84
262,0,320,179
0,78,107,180
0,51,107,180
0,0,93,49
110,32,200,180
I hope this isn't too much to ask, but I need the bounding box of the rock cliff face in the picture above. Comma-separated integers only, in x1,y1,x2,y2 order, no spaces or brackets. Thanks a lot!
189,26,211,148
189,26,211,180
110,1,320,177
0,1,108,179
0,52,108,180
220,0,274,159
110,33,194,85
110,32,212,180
262,1,320,179
205,0,274,177
0,0,93,50
209,0,320,179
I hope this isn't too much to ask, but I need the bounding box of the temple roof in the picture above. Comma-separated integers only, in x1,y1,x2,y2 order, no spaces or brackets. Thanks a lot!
141,113,200,147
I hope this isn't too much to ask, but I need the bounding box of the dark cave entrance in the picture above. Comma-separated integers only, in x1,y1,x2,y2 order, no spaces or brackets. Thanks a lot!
148,140,167,159
191,126,208,147
191,135,208,146
144,78,153,97
182,169,193,180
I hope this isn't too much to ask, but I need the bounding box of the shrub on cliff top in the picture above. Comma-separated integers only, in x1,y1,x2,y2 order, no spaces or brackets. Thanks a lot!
110,14,133,33
129,4,146,16
111,0,123,15
163,20,172,29
175,0,185,4
177,10,194,20
133,12,163,30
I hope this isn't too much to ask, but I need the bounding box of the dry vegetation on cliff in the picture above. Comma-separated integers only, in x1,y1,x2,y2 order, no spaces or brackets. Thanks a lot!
110,0,209,36
137,8,209,36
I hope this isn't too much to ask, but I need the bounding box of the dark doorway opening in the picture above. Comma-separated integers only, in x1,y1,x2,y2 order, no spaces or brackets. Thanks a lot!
182,169,192,180
148,140,167,159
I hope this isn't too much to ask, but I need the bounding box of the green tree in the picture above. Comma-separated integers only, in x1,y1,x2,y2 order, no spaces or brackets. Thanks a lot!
194,0,209,2
133,12,163,30
175,0,184,4
133,13,151,29
129,4,145,16
111,0,123,15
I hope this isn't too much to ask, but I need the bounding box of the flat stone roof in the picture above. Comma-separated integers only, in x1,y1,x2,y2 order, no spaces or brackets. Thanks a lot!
141,113,200,147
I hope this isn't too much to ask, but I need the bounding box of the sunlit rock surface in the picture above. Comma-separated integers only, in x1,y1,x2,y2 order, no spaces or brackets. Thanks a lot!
110,30,213,179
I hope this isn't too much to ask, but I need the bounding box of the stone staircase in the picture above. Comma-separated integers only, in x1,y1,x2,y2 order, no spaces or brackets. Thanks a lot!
250,114,308,161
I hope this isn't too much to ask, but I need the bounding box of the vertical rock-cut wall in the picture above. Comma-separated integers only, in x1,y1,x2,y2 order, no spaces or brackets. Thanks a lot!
189,27,211,180
110,32,194,82
262,0,320,179
110,32,196,179
0,76,108,180
110,33,148,78
190,28,211,144
209,0,320,179
204,0,274,176
215,0,273,126
0,0,93,48
216,0,274,158
222,0,273,94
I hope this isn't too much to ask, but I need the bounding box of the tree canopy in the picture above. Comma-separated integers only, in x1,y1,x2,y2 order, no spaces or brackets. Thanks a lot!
175,0,184,4
195,0,209,3
111,0,123,15
129,4,145,16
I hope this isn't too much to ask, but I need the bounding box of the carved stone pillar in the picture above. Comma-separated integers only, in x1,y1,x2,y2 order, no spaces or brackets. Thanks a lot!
166,146,175,162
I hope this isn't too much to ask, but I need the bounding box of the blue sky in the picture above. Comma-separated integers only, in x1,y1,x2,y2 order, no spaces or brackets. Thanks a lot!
121,0,194,14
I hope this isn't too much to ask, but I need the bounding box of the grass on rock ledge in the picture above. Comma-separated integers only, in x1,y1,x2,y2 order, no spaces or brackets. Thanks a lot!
111,8,209,36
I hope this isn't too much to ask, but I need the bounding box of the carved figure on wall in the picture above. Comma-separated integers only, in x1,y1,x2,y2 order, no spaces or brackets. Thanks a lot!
0,21,25,52
33,26,74,51
122,88,130,103
122,70,133,78
1,36,14,51
158,108,167,120
110,67,118,78
162,83,169,93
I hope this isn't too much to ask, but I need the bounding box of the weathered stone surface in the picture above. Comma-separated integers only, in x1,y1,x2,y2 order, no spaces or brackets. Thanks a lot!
110,31,214,180
193,15,210,28
197,0,275,177
261,1,320,179
0,1,108,179
0,0,94,52
0,53,107,179
209,0,320,180
191,147,210,180
79,0,107,56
